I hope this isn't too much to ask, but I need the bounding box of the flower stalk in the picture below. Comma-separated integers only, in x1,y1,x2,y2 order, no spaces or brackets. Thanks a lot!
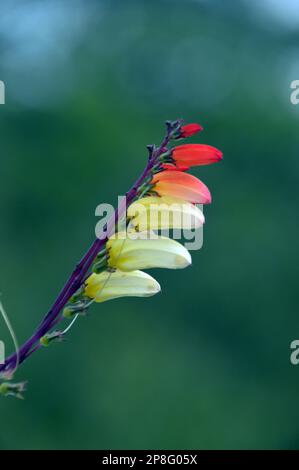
0,119,184,381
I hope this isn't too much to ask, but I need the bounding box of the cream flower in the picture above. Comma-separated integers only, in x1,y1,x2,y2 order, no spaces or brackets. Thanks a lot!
127,195,204,231
85,270,161,303
107,231,191,271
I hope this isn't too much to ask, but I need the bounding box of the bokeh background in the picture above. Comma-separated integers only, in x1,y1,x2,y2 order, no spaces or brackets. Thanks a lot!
0,0,299,450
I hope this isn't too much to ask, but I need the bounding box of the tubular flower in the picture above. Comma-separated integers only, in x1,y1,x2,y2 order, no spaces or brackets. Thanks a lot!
179,123,203,138
151,170,211,204
172,144,223,168
127,196,204,231
85,270,161,303
107,231,191,271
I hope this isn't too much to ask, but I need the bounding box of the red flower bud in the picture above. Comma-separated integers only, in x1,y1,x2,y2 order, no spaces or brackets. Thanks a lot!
162,163,190,172
172,144,223,167
180,123,203,138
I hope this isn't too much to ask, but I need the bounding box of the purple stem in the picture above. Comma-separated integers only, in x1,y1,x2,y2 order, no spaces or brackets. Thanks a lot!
0,126,173,375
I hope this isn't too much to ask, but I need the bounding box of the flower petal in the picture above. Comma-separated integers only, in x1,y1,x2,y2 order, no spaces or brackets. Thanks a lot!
128,196,204,231
107,231,192,271
173,144,223,167
162,163,190,171
179,123,203,138
85,270,161,303
152,170,211,204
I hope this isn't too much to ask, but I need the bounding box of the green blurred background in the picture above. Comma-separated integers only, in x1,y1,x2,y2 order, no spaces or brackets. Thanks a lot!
0,0,299,450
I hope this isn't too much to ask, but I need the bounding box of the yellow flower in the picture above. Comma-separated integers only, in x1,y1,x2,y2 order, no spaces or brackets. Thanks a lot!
107,231,191,271
127,195,204,232
85,270,161,303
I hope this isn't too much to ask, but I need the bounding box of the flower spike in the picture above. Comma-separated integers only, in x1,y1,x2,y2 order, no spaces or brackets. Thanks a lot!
0,118,221,395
